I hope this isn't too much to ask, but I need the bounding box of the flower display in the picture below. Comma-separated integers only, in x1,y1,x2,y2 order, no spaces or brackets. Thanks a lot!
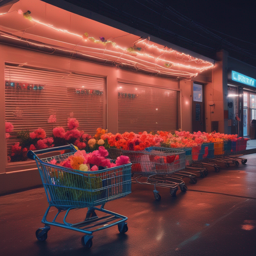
53,127,65,138
54,147,130,172
5,121,14,140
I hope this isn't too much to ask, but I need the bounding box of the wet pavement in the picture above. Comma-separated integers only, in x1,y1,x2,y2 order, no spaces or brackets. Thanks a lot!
1,154,256,256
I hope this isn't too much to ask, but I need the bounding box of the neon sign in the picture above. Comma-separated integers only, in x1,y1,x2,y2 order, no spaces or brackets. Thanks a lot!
231,71,256,87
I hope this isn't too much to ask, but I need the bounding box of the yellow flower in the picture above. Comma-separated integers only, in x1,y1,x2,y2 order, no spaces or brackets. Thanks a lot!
70,155,85,170
97,139,105,145
88,138,96,148
79,164,89,172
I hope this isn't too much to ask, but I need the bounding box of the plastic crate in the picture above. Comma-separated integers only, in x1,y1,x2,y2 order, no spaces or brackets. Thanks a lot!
231,141,237,152
224,140,232,154
179,147,192,165
236,138,248,151
201,143,214,159
214,142,224,155
192,145,201,161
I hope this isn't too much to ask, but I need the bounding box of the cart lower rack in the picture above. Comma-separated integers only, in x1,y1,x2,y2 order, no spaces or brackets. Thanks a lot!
27,145,132,248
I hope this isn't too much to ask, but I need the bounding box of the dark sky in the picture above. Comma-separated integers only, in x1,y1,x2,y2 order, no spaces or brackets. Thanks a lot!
170,0,256,45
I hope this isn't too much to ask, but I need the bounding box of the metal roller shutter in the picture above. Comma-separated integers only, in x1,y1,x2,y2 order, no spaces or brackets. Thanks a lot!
5,64,105,156
118,82,178,133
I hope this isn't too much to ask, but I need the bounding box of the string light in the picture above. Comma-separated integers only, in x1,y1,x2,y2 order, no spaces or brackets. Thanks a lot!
0,10,214,77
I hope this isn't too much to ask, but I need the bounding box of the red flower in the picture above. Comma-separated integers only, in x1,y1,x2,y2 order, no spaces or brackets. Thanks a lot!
36,139,47,149
53,127,65,138
68,118,79,130
30,132,37,139
34,128,46,139
29,144,36,150
64,129,81,141
5,122,14,133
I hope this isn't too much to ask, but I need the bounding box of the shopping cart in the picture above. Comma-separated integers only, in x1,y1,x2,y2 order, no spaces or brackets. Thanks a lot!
27,144,132,248
109,147,186,201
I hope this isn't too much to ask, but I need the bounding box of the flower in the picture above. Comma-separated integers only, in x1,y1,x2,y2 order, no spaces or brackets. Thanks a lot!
5,133,10,139
48,115,56,124
5,122,14,133
88,138,96,148
29,144,36,150
98,146,109,157
53,127,65,138
68,118,79,130
34,128,46,139
49,158,57,165
74,140,86,149
97,139,105,145
37,139,47,149
30,132,37,139
64,129,81,141
91,165,99,171
11,142,22,156
116,155,130,166
79,164,89,172
70,155,85,170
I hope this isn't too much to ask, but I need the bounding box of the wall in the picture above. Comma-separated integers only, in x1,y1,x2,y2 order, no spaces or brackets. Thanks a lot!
204,51,227,133
0,44,184,194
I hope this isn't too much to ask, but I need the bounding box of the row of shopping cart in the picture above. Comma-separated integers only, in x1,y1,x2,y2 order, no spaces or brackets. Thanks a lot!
27,139,248,248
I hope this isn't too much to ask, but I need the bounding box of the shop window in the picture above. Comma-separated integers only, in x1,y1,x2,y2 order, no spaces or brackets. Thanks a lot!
193,83,203,102
5,65,105,163
117,83,178,133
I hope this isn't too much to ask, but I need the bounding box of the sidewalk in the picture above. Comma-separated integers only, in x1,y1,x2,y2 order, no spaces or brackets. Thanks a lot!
1,154,256,256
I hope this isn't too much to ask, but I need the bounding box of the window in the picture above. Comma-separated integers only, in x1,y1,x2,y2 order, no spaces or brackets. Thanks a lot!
193,83,203,102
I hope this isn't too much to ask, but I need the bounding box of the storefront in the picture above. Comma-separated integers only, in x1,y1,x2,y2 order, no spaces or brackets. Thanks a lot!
226,66,256,138
0,0,214,194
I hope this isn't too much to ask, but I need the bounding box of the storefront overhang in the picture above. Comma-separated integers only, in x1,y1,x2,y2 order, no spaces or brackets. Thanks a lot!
0,0,214,79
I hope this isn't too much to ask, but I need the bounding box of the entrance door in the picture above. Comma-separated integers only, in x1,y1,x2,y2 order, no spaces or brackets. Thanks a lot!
192,83,205,132
243,93,248,136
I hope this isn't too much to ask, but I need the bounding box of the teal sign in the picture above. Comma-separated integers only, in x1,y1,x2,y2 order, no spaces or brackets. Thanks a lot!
231,70,256,87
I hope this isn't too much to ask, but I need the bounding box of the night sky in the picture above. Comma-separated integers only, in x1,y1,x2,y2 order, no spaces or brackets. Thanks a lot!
170,0,256,45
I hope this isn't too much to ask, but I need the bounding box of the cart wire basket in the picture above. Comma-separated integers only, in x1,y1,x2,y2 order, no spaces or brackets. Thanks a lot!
27,144,132,248
108,146,186,175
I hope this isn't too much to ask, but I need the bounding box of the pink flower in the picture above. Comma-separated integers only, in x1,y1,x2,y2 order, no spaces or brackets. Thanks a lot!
11,142,22,156
30,132,37,139
48,115,56,124
5,133,10,139
98,146,109,157
61,159,72,169
29,144,36,150
64,129,81,141
68,118,79,130
5,122,14,133
36,139,47,149
34,128,46,139
74,139,86,149
53,127,65,138
49,158,57,165
116,155,130,166
91,165,99,171
110,163,117,168
47,137,54,145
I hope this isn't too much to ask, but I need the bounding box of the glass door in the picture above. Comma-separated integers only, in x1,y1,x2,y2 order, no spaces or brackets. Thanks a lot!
243,93,248,136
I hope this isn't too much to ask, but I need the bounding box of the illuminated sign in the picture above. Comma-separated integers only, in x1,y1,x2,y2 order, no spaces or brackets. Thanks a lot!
231,71,256,87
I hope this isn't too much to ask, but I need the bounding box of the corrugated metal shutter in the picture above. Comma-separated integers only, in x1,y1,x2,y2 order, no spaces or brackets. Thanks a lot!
5,64,105,156
118,82,178,133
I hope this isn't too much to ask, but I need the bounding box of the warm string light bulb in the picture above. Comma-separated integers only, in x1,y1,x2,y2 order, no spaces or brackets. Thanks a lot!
0,10,214,77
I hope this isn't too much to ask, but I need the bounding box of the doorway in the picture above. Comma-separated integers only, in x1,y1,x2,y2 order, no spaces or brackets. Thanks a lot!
192,83,205,132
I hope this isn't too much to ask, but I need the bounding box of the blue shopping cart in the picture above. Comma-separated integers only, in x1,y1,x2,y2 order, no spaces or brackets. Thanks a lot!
27,144,132,248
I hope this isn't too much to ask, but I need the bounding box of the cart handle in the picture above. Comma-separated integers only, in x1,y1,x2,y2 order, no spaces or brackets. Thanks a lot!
27,144,77,160
145,147,153,152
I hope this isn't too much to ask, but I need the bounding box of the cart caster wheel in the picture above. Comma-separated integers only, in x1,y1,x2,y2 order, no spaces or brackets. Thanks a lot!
118,222,128,234
235,161,239,167
190,177,197,184
86,209,97,219
36,227,50,242
81,235,93,248
200,171,205,178
214,167,220,173
242,159,247,165
225,163,230,168
180,184,187,192
170,188,178,197
154,192,161,201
